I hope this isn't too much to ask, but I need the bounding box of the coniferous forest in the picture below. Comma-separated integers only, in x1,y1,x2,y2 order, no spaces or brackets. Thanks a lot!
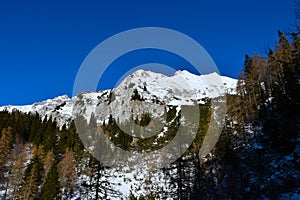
0,19,300,200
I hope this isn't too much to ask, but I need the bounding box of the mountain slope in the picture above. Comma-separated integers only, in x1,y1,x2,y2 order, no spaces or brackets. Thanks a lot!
0,70,237,127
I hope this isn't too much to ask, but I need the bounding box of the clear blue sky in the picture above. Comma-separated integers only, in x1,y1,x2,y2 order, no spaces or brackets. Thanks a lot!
0,0,296,105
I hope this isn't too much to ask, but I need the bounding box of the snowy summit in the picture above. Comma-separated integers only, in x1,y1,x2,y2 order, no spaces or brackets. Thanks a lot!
0,70,237,127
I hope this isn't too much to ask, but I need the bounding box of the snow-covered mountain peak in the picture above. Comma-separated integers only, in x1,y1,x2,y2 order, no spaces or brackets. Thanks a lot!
119,69,236,99
130,69,166,77
174,69,197,77
0,69,237,127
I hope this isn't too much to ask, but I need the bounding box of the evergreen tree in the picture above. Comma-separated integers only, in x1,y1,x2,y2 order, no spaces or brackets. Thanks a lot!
44,150,55,176
3,138,26,199
0,127,13,181
58,148,77,199
236,30,299,152
43,118,58,152
40,160,60,200
243,54,253,76
262,31,299,152
19,151,43,200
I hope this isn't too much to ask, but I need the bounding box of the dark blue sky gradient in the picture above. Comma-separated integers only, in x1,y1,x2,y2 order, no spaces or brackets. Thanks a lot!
0,0,296,105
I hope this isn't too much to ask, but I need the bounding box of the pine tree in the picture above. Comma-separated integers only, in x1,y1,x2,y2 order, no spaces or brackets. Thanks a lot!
0,127,13,181
58,148,77,198
262,31,299,152
237,30,299,153
40,160,60,200
34,123,46,146
44,150,55,176
19,151,43,200
43,119,58,153
243,54,253,76
67,120,84,157
3,138,26,199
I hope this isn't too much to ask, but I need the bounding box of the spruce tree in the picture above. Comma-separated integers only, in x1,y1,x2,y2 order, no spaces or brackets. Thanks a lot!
40,160,60,200
19,152,43,200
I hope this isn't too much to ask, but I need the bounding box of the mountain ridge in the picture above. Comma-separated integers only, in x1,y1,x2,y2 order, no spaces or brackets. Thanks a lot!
0,70,237,127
